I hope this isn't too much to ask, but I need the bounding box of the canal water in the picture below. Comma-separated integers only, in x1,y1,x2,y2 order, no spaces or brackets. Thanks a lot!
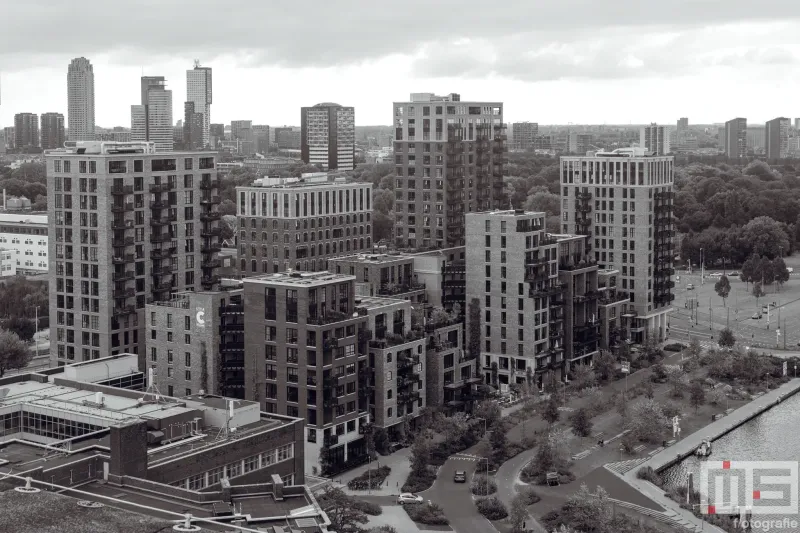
662,391,800,532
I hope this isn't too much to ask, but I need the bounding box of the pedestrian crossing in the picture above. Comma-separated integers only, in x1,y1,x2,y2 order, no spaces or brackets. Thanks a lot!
570,429,631,461
451,453,484,462
605,457,649,475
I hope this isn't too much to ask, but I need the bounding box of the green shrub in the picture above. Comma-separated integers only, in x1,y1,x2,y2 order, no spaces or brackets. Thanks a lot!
346,466,391,490
402,467,437,493
404,502,449,525
352,499,382,516
516,486,541,505
664,343,687,352
476,497,508,520
636,466,663,486
470,475,497,496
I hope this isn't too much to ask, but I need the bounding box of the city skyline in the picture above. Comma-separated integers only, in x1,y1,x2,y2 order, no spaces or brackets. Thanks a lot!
2,2,800,128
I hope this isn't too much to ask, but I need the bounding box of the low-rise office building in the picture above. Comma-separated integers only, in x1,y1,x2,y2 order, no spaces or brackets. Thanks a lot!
0,212,48,274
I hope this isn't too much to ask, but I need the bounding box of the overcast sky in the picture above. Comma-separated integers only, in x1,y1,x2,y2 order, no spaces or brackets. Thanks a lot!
2,0,800,129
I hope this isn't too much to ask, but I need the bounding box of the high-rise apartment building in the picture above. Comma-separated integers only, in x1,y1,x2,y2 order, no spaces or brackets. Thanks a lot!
209,123,225,148
393,93,507,250
252,125,270,154
242,271,371,474
560,148,675,341
236,173,372,275
40,112,65,150
724,118,747,158
230,120,254,156
511,122,538,150
301,103,355,171
186,62,212,148
567,132,593,154
275,127,301,149
677,118,688,136
465,210,569,387
14,113,39,150
183,101,204,150
131,77,173,152
640,123,669,155
765,117,790,160
67,57,95,142
3,127,14,151
46,141,221,368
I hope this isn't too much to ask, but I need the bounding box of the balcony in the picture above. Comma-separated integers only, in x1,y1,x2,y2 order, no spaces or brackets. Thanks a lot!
149,183,173,193
113,288,135,299
201,243,222,254
525,256,549,266
575,217,591,226
150,215,176,226
112,253,134,264
324,434,339,446
397,354,420,370
576,203,592,213
576,192,592,201
112,220,134,230
529,283,566,299
150,266,174,277
200,195,221,205
492,144,508,154
112,236,135,248
200,211,221,222
377,282,426,296
111,185,133,195
150,247,176,260
199,179,220,190
654,280,676,291
112,270,135,282
111,202,134,213
398,391,421,404
220,341,245,351
202,259,221,269
201,276,220,288
221,322,244,332
525,267,550,284
598,291,629,306
112,305,136,317
150,233,173,244
149,200,168,209
201,227,222,238
307,310,351,326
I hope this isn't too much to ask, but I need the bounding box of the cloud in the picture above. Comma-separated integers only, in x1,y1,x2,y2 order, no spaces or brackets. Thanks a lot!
2,0,800,72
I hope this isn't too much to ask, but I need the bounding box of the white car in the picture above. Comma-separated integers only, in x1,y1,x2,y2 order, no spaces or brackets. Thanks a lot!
709,272,722,277
397,493,424,505
788,267,794,274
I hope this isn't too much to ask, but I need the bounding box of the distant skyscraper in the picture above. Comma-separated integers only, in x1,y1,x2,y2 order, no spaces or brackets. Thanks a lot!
186,62,212,148
567,132,593,154
640,123,668,155
14,113,39,150
511,122,538,150
252,125,270,154
724,118,747,158
183,102,204,150
209,123,225,148
67,57,95,142
274,127,301,149
765,117,789,160
131,77,173,152
795,118,800,130
301,103,355,171
40,112,65,150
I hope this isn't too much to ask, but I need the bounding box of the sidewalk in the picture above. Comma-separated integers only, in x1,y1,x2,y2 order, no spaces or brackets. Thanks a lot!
494,448,547,533
333,447,411,497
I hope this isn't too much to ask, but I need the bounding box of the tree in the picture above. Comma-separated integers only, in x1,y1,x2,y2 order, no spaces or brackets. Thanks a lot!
0,330,31,377
752,282,765,308
687,337,702,360
690,382,706,413
718,328,736,348
628,398,668,443
373,427,389,454
714,275,731,307
570,407,592,437
571,364,596,390
218,198,237,216
220,214,237,242
560,484,613,533
429,306,452,327
3,317,35,342
468,298,482,360
320,486,368,533
32,194,47,211
594,350,616,381
741,253,760,287
509,493,530,533
774,256,790,290
474,400,502,430
489,424,509,465
742,216,790,258
542,394,560,426
442,412,470,445
640,334,663,363
410,434,430,475
759,256,776,285
490,362,499,387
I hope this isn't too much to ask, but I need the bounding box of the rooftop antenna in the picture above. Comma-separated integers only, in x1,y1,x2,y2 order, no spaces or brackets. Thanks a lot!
142,367,165,403
194,59,200,68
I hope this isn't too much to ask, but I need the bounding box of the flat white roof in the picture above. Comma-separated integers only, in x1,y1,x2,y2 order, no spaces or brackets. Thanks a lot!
0,213,47,225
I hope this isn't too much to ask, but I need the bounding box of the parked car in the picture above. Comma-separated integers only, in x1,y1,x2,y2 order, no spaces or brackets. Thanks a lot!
728,271,739,277
454,471,467,483
686,283,695,290
752,312,762,320
709,272,722,277
788,267,794,274
397,493,424,505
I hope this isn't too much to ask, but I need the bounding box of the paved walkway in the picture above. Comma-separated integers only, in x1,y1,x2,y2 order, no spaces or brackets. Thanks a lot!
333,447,411,497
494,448,547,533
610,378,800,533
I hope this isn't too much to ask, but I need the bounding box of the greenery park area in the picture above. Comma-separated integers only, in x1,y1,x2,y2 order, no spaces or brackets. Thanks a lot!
0,276,48,376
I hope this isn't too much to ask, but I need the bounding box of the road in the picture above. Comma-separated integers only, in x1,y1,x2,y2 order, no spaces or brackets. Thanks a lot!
425,451,493,533
495,448,547,533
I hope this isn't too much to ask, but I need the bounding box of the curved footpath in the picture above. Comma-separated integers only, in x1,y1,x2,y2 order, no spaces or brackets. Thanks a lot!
425,445,492,533
494,448,547,533
609,378,800,533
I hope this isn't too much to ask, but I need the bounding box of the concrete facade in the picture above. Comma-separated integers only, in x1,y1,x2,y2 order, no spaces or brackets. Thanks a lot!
560,150,675,342
46,142,221,367
0,213,48,274
301,103,355,171
236,175,372,275
765,117,789,159
67,57,96,142
393,93,507,249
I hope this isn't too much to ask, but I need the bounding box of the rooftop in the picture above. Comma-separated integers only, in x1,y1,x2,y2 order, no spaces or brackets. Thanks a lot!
470,209,545,218
45,141,217,157
330,252,412,265
0,212,47,225
239,173,358,189
354,295,408,311
562,147,674,159
243,270,355,288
